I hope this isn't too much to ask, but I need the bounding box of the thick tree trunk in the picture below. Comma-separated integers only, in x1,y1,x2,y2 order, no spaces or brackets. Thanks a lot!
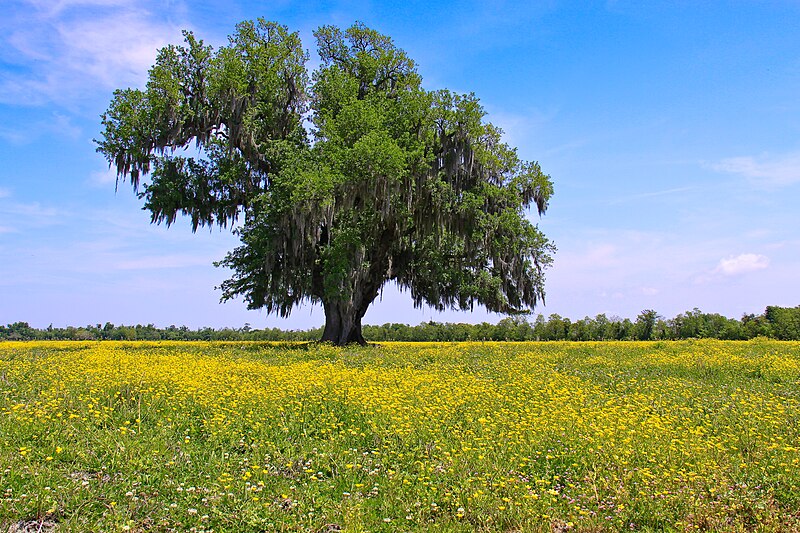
315,235,387,346
320,299,367,345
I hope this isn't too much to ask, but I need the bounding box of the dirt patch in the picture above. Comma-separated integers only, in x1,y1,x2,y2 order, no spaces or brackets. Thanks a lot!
5,519,57,532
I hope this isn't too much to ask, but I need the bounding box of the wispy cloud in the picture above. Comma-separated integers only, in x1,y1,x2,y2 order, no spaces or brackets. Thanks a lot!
0,200,64,230
24,0,132,17
0,202,62,219
0,0,189,107
0,187,10,199
483,106,562,158
712,253,770,276
0,113,82,144
582,243,620,268
89,166,118,186
115,254,214,270
609,186,698,205
543,223,790,319
711,152,800,186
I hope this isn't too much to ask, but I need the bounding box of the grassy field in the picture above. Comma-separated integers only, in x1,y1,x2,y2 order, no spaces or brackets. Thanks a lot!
1,340,799,532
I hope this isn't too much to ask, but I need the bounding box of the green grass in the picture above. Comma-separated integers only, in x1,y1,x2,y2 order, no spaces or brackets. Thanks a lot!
1,340,799,531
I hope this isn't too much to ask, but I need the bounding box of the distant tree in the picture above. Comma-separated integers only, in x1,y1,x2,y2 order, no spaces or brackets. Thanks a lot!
496,316,531,341
698,313,730,338
741,313,772,339
544,314,569,341
610,317,634,340
4,322,36,341
114,326,137,341
719,318,743,340
672,308,700,338
652,317,672,340
447,322,472,342
74,328,96,341
97,20,555,345
764,306,800,340
592,317,608,340
634,309,659,341
101,322,115,339
569,316,594,341
532,314,546,340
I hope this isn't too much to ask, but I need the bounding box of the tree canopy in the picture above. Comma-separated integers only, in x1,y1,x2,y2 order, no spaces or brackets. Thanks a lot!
97,20,555,344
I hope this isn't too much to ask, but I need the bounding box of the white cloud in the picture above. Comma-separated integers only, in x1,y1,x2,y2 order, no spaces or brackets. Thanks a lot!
583,243,620,268
25,0,132,17
55,11,184,87
0,201,64,232
609,186,697,205
0,0,189,106
712,253,770,276
0,113,81,144
764,239,800,251
115,254,214,270
90,166,118,186
0,202,62,219
483,105,562,158
711,153,800,186
542,225,789,319
0,126,26,144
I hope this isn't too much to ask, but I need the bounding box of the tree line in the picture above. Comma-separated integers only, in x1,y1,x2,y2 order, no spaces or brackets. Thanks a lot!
2,306,799,342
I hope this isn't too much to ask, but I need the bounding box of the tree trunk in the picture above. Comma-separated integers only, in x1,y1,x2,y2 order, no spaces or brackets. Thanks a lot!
320,299,367,345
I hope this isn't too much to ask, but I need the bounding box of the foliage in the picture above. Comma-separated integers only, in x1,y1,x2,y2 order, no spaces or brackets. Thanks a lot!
5,306,800,341
764,305,800,340
96,20,555,344
633,309,659,341
2,340,800,531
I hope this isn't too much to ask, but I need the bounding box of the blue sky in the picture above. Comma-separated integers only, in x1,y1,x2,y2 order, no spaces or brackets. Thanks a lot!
2,0,799,329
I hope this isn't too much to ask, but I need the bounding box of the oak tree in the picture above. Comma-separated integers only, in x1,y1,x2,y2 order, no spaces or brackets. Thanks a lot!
97,20,555,345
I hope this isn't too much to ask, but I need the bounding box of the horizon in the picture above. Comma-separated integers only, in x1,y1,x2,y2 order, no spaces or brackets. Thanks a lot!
4,304,784,331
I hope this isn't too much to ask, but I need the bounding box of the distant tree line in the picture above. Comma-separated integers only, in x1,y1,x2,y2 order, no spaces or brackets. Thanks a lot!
2,306,799,342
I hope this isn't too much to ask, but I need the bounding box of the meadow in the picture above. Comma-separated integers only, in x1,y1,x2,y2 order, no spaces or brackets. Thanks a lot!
1,340,799,532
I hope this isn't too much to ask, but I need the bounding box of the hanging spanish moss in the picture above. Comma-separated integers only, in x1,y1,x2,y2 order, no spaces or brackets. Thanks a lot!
97,19,555,345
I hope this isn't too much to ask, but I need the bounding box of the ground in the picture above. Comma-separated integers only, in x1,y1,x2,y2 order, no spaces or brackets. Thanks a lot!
1,340,799,531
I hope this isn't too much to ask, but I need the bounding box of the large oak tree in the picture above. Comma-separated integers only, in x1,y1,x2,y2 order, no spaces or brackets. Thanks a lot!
97,20,555,345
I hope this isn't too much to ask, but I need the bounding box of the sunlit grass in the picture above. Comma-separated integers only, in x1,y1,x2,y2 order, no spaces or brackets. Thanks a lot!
1,340,799,531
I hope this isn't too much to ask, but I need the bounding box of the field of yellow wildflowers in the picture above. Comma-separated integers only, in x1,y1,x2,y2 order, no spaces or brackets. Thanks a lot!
1,340,799,531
